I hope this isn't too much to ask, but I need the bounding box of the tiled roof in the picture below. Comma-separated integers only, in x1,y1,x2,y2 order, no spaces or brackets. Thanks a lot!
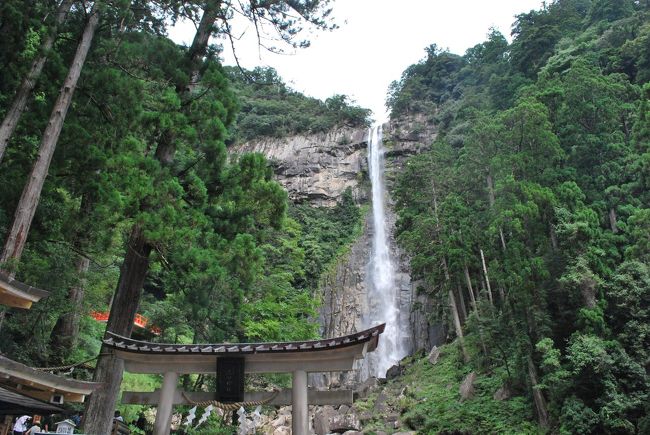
0,356,100,394
0,386,64,413
103,323,385,355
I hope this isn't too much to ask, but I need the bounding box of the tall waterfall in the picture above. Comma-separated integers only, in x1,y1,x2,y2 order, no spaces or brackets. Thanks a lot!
365,125,408,377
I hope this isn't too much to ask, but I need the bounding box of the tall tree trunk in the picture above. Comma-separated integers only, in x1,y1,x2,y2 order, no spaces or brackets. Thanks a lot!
487,174,509,252
464,265,479,317
527,354,550,429
83,225,152,435
50,254,89,360
521,302,550,428
186,2,222,92
456,284,468,322
479,249,494,306
499,228,507,252
486,173,495,207
50,194,92,359
83,4,222,432
0,7,99,272
433,180,469,361
464,264,488,355
549,225,558,250
608,208,618,233
442,258,468,362
0,0,75,162
82,353,124,433
449,287,469,363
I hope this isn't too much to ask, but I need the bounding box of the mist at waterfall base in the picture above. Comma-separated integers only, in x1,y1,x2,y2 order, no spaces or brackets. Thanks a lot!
363,125,409,378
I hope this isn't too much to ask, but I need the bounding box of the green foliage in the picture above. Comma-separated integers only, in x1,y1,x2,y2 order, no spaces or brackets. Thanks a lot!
289,189,363,288
605,261,650,364
227,66,370,141
184,416,233,435
588,0,636,24
387,44,465,115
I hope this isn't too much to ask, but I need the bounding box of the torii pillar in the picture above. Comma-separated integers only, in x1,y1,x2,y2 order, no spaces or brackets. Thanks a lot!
292,369,308,434
153,372,179,434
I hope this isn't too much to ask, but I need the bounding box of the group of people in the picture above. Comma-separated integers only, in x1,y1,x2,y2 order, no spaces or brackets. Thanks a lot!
11,412,81,435
11,415,43,435
11,410,143,434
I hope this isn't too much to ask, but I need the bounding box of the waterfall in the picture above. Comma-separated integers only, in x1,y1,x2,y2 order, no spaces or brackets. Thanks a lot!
365,124,408,377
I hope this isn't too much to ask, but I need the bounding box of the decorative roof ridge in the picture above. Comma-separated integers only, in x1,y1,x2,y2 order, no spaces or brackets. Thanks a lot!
103,323,385,355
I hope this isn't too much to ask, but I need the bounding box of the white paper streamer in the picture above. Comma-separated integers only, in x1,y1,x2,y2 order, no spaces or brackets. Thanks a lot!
196,404,214,427
183,406,197,426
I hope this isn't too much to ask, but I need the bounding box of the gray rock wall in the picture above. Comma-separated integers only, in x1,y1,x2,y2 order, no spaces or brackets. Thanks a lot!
231,127,369,207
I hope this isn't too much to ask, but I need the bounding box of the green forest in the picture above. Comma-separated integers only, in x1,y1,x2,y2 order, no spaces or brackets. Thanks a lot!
389,0,650,433
0,0,648,433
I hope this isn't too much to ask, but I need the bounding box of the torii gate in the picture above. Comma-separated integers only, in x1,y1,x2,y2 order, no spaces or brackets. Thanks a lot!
102,324,385,435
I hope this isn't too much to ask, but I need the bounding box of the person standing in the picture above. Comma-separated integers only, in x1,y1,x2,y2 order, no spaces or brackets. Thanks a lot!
12,415,30,435
25,422,41,435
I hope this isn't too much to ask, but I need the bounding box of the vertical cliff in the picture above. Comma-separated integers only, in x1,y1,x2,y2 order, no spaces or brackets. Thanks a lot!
230,127,369,206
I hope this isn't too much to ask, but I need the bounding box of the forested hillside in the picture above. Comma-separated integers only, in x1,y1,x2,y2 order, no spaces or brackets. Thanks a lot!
390,0,649,433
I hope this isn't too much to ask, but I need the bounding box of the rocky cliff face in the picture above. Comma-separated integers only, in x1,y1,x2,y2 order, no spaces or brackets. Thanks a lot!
234,114,439,380
383,112,438,182
231,127,369,207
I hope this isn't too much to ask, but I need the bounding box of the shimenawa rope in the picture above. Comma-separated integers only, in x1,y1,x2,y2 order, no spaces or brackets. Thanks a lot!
33,353,110,372
181,389,280,412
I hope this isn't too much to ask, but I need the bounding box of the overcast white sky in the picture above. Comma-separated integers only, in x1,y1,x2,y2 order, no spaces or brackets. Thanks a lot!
169,0,543,122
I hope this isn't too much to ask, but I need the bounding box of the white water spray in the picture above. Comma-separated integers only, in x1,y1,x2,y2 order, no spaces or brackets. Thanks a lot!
365,125,408,377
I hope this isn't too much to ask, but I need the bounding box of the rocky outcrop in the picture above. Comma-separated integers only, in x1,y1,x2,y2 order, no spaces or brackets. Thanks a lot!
313,405,361,434
231,127,369,207
383,112,437,182
318,216,369,341
428,345,441,365
460,372,478,401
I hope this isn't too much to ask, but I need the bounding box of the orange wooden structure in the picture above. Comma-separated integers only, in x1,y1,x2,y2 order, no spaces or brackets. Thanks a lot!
90,311,161,335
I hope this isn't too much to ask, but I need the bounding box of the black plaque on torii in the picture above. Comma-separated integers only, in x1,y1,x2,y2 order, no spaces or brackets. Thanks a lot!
216,357,245,402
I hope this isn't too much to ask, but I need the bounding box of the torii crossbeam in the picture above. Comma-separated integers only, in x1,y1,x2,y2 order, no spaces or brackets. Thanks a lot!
102,323,385,435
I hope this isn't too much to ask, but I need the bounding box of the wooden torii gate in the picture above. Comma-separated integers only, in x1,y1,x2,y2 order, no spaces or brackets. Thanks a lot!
103,324,385,435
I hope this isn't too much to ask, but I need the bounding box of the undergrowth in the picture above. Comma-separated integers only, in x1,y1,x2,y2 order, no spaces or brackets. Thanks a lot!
356,342,542,434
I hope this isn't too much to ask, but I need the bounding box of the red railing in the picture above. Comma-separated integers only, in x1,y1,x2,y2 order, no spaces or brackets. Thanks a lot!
90,311,161,335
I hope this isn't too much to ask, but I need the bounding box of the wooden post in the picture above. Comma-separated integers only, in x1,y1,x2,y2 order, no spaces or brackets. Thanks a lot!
292,370,308,435
154,372,179,435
